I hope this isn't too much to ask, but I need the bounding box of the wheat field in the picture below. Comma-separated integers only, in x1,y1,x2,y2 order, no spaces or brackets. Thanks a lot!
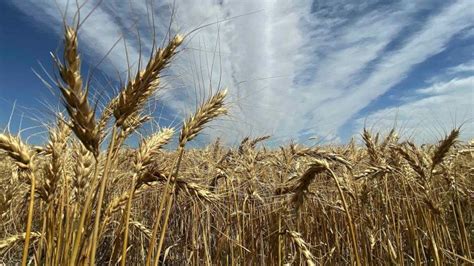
0,18,473,266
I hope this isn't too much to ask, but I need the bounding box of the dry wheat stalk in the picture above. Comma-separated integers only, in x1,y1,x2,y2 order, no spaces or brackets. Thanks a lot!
238,137,250,154
380,128,399,152
0,183,13,221
0,134,37,265
362,129,380,164
97,97,117,142
176,179,218,203
354,164,396,180
136,168,168,190
392,144,427,180
295,148,352,169
111,114,152,158
149,89,228,264
121,127,174,264
248,135,271,150
130,221,152,239
136,168,217,203
0,134,35,171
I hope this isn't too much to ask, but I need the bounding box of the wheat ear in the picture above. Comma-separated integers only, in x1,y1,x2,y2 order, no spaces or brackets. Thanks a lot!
57,24,115,264
72,141,94,203
286,230,316,266
278,159,328,211
52,26,100,156
431,128,460,171
0,232,41,251
179,89,228,147
113,35,183,127
40,116,71,202
0,134,35,170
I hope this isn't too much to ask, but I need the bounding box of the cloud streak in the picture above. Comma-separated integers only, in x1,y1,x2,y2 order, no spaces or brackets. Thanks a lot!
356,75,474,143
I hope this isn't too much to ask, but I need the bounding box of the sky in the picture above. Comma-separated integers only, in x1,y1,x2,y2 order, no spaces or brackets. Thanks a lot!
0,0,473,146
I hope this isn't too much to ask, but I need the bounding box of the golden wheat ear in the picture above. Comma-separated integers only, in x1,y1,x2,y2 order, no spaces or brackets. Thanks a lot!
0,232,41,252
112,35,184,128
179,89,228,147
52,25,100,157
286,230,316,266
431,128,460,170
0,134,36,170
72,141,94,203
135,127,174,172
281,159,328,210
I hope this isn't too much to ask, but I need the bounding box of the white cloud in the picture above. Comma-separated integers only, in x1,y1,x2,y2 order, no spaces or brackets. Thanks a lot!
11,0,142,75
448,60,474,74
7,0,474,144
308,0,474,137
355,76,474,143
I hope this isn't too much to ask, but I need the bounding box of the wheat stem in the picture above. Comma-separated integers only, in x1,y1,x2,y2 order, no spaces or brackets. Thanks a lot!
21,171,36,266
89,126,118,264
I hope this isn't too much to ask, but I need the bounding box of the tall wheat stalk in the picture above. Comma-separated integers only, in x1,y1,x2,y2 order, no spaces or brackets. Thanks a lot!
120,128,174,266
146,89,227,265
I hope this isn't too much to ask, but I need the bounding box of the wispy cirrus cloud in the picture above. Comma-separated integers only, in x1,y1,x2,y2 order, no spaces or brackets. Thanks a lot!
7,0,474,144
355,75,473,143
448,60,474,74
306,0,473,141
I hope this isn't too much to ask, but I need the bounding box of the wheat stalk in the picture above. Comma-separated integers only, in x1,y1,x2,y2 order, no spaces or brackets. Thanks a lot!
135,128,174,172
278,159,328,210
121,128,174,265
149,89,227,265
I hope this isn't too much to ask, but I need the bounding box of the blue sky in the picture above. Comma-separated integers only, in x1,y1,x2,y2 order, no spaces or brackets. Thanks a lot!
0,0,473,145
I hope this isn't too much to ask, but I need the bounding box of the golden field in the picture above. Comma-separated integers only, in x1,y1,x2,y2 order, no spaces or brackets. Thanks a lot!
0,20,473,266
